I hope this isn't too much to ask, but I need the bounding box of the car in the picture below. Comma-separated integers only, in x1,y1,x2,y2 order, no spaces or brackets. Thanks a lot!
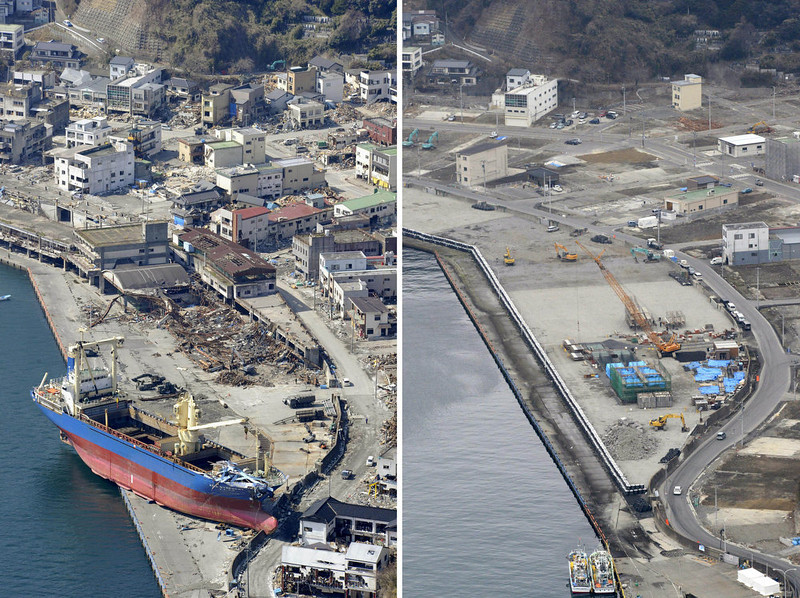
720,182,732,187
549,122,557,129
97,38,105,43
296,146,308,153
63,19,72,27
710,257,723,265
589,118,600,124
598,111,607,117
741,188,753,194
366,455,375,467
565,138,582,145
342,377,352,386
693,271,703,279
679,259,689,268
578,119,586,124
673,486,682,495
160,124,171,131
755,179,763,186
552,184,563,192
628,220,638,227
579,112,587,119
556,123,565,129
547,225,560,233
566,119,574,126
716,431,727,440
447,115,455,121
687,266,695,276
591,234,612,244
341,469,354,479
489,131,498,138
606,113,617,119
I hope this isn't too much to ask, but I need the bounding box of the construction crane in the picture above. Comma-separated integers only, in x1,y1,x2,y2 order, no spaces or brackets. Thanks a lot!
422,131,438,150
576,241,681,355
649,413,688,432
554,242,577,262
504,246,515,266
402,128,419,147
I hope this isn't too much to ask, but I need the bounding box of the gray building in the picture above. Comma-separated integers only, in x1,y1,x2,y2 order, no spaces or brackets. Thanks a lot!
766,135,800,182
31,41,82,70
0,119,51,163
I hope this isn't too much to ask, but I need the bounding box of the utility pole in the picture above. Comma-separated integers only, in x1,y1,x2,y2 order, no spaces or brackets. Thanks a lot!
708,94,711,131
622,85,626,116
756,266,761,308
773,86,776,120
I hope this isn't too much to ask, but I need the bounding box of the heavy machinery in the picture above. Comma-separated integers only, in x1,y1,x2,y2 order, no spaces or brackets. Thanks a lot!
266,60,286,71
402,128,419,147
748,121,772,135
555,243,577,262
631,247,660,262
649,413,688,432
504,246,515,266
422,131,438,150
576,241,681,355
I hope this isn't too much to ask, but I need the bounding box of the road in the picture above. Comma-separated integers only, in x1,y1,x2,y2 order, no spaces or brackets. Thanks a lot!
405,170,800,594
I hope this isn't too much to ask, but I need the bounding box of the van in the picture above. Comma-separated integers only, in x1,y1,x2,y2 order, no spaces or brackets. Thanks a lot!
366,455,375,467
717,431,727,440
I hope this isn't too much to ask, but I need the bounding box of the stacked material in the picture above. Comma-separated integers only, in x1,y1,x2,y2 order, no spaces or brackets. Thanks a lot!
602,420,658,461
737,568,780,596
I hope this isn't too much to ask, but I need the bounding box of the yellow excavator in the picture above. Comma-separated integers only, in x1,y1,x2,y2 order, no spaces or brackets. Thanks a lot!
649,413,688,432
504,247,515,266
554,242,577,262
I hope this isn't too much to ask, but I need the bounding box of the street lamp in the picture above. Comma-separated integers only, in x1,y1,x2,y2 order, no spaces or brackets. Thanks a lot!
777,567,798,598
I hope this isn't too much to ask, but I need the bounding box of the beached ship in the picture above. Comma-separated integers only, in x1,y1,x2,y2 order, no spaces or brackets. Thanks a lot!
32,336,282,533
589,547,616,594
568,547,591,594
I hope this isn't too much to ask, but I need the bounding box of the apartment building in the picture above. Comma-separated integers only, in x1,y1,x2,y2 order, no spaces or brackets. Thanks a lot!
54,139,134,194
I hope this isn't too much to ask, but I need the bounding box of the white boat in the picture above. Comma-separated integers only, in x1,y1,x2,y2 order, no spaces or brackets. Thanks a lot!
0,294,10,301
589,547,616,594
568,547,591,594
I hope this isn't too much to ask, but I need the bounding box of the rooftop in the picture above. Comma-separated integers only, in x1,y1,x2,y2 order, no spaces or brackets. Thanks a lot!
364,117,395,128
76,223,156,247
458,141,507,157
107,263,189,291
667,186,737,201
351,296,390,313
0,24,22,33
723,222,769,231
207,140,241,150
771,227,800,245
338,191,396,211
234,206,269,220
178,228,275,279
268,202,322,222
301,497,396,525
507,68,529,76
718,134,766,145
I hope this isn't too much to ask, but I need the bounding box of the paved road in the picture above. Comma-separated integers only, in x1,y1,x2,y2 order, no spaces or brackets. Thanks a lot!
406,173,800,594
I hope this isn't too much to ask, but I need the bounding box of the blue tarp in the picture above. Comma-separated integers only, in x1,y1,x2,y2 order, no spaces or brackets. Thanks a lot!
695,367,723,381
707,359,731,368
699,385,720,395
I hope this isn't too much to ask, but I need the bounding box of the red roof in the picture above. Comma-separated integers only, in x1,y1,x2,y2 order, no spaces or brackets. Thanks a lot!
268,202,321,223
235,206,270,220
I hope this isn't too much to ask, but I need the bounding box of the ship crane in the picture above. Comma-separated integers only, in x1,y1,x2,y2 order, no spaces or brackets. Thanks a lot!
575,242,680,355
66,335,125,409
174,392,247,456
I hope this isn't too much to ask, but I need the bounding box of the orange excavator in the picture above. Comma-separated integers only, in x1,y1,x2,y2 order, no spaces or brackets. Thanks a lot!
576,241,681,355
555,242,577,262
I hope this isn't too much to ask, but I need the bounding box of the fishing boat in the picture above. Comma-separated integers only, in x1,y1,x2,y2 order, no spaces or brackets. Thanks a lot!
0,294,10,301
589,547,616,594
32,335,283,533
567,547,591,594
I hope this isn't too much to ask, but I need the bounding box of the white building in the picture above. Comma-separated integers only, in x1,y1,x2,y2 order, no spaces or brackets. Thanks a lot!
317,71,344,103
209,205,270,250
217,126,266,164
333,190,397,225
54,139,134,194
505,68,530,90
0,24,24,58
108,56,135,79
402,46,423,76
288,98,324,128
280,543,389,597
504,75,558,127
65,116,113,148
359,70,395,104
722,221,770,265
718,134,766,158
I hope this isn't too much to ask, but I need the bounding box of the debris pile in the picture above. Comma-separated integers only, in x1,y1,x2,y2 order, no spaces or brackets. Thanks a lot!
676,116,722,131
602,419,658,461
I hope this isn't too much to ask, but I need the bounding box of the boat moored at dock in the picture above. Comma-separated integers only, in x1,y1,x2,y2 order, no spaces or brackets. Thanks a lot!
32,335,283,533
568,547,592,594
589,547,616,594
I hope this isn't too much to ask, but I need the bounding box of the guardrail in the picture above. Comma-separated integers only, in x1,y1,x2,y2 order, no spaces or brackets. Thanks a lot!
404,228,645,495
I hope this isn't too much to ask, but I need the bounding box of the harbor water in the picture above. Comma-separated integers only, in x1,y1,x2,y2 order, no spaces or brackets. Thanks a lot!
0,264,160,596
403,250,598,595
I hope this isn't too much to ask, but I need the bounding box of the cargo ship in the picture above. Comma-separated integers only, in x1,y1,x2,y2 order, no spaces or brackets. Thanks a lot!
567,547,591,594
32,336,282,533
589,547,616,594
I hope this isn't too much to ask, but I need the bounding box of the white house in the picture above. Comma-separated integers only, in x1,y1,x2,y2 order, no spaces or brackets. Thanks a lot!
722,221,770,265
65,116,112,148
504,75,558,127
506,68,530,90
718,134,766,158
359,70,395,104
317,71,344,103
54,139,134,194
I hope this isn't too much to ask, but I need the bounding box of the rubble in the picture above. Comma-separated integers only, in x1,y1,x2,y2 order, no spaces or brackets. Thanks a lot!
602,419,658,461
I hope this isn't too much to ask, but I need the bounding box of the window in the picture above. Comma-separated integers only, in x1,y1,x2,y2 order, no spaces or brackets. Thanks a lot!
734,234,743,240
749,233,755,239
